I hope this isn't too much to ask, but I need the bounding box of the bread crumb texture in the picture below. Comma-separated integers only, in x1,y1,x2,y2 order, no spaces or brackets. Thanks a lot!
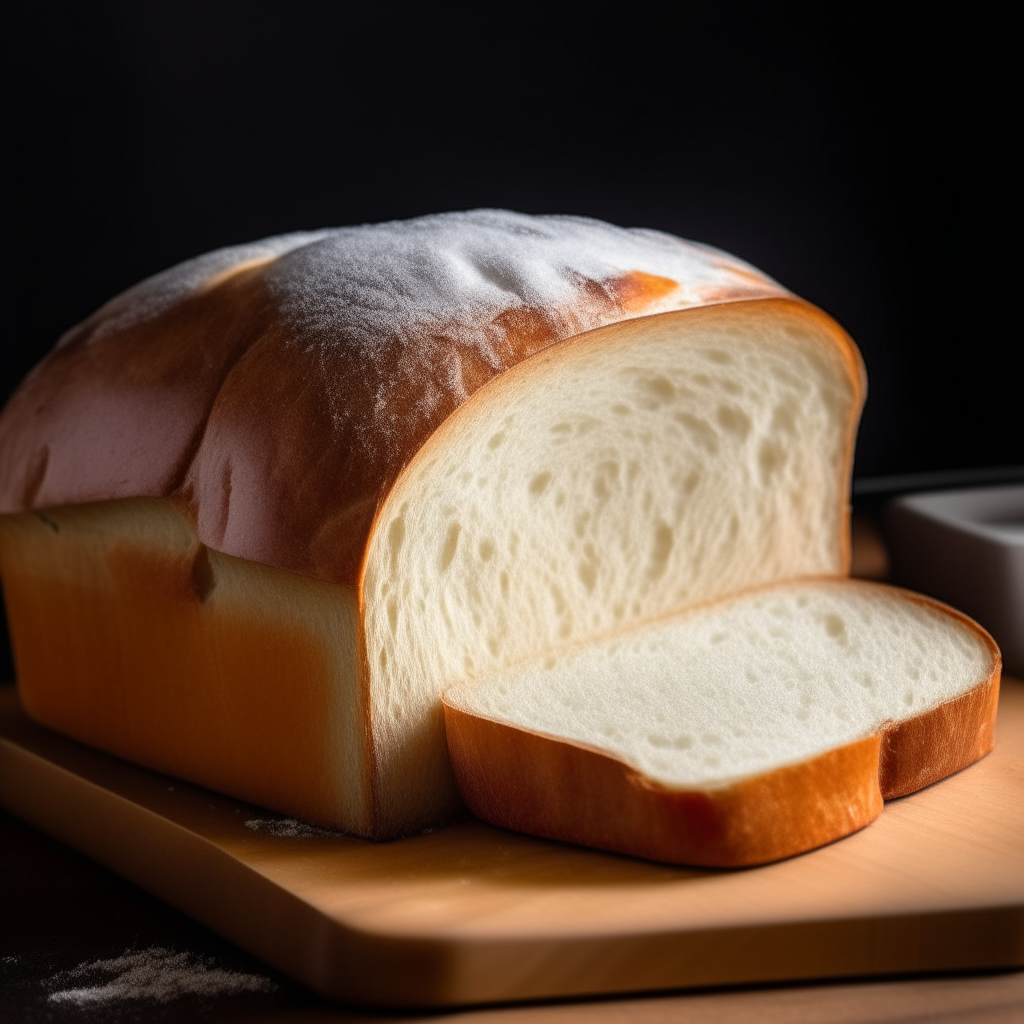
362,304,858,826
447,581,994,789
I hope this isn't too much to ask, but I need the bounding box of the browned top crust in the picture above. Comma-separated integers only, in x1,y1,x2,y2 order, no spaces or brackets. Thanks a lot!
0,211,788,585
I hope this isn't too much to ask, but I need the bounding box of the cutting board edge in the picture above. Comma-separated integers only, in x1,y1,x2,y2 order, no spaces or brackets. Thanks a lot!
3,709,1023,1008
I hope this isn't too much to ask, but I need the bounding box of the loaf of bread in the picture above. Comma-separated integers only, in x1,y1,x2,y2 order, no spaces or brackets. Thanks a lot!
444,579,1000,865
0,211,869,838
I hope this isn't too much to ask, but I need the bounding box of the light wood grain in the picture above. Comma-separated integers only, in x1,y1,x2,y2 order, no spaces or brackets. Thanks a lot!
1,681,1022,1008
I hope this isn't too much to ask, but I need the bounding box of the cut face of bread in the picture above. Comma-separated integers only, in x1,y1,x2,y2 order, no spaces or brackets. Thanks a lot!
363,302,861,831
443,580,1001,866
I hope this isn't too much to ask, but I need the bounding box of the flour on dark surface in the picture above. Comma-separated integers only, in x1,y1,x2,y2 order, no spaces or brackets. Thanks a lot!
45,947,276,1007
244,817,347,838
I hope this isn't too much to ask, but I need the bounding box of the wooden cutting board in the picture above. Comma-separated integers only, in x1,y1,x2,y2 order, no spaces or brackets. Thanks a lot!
1,681,1022,1009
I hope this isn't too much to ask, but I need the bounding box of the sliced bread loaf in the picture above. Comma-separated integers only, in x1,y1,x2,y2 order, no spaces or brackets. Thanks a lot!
0,212,865,838
443,579,1000,865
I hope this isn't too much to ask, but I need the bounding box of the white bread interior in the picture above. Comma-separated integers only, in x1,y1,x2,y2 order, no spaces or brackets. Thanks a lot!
363,302,860,830
443,579,996,791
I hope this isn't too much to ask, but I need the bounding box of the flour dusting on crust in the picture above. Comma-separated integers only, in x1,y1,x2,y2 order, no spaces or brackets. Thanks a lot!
78,210,778,352
258,210,781,427
265,210,777,348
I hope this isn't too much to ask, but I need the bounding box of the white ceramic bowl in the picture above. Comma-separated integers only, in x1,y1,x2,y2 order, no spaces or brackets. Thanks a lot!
886,484,1023,676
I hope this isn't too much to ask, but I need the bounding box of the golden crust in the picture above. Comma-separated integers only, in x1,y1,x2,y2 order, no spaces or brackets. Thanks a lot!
0,500,369,830
445,705,884,867
877,590,1002,798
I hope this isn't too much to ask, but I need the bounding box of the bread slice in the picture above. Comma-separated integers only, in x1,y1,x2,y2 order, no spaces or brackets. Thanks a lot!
0,212,865,838
443,579,1001,866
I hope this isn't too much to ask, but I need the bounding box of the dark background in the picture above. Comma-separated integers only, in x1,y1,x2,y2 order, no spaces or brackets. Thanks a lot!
6,3,1021,484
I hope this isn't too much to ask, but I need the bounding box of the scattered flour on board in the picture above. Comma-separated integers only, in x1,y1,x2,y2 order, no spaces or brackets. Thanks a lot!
47,947,276,1006
244,817,346,838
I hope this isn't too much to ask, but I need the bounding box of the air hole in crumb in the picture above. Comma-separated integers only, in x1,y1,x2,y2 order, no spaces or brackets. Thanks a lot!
758,439,786,480
487,432,505,450
825,614,846,639
439,523,461,571
578,560,597,591
644,375,676,401
674,736,693,750
675,412,719,454
648,734,670,747
388,514,406,572
716,405,752,439
772,399,798,433
612,403,632,415
479,540,495,561
647,520,674,579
